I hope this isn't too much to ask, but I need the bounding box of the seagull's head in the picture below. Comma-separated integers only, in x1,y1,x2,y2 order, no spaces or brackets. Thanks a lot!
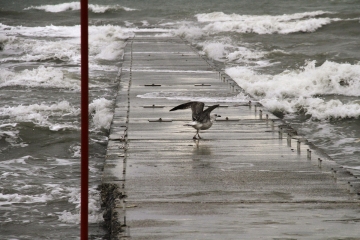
210,114,221,122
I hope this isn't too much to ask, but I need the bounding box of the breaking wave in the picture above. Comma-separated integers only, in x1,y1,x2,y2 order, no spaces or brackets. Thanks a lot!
24,2,137,13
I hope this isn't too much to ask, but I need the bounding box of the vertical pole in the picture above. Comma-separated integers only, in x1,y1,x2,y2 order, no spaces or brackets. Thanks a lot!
80,0,89,239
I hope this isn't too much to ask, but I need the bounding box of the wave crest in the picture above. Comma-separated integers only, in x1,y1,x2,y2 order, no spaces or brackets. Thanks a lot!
226,60,360,119
24,2,137,13
196,11,338,34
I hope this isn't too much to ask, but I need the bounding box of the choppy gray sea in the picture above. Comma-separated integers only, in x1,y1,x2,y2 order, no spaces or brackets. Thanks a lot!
1,0,359,239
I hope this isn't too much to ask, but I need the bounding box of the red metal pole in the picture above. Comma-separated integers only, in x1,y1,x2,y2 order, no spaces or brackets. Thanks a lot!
80,0,89,239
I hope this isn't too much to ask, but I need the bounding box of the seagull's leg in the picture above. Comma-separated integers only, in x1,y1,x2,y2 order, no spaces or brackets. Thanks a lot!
193,130,199,139
198,132,202,139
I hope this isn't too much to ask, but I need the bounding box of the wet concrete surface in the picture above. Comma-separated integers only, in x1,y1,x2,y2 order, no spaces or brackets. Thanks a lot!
102,32,360,239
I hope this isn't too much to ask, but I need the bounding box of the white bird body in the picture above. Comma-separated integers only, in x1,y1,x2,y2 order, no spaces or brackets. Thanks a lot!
184,114,218,130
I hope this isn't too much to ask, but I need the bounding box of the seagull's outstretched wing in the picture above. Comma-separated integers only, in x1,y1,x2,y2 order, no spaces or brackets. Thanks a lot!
203,104,219,114
169,101,205,121
197,104,219,122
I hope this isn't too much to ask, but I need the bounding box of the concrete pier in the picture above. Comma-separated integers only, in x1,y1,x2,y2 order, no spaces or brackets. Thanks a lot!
101,32,360,239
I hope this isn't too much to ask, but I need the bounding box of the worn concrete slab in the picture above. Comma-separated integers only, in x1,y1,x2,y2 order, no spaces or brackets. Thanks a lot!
125,202,360,240
102,32,360,239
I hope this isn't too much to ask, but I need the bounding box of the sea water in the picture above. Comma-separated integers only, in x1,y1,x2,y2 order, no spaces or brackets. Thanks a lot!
0,0,359,239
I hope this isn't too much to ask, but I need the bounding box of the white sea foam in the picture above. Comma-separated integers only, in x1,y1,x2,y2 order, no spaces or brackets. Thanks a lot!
299,98,360,119
0,129,18,140
89,98,113,130
0,66,79,90
196,11,339,34
0,24,133,68
48,124,79,131
0,193,49,206
0,123,19,146
198,41,271,66
1,156,31,165
0,101,80,129
95,42,126,61
0,23,79,38
200,42,232,61
69,144,81,158
228,47,266,62
141,20,150,27
0,36,80,63
173,25,204,40
0,123,17,128
197,11,333,22
174,27,277,67
51,158,78,166
226,60,360,119
24,2,137,13
56,187,102,224
0,183,102,223
89,25,133,63
227,61,360,98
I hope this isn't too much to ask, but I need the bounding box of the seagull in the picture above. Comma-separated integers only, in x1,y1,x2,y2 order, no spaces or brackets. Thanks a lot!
169,101,221,139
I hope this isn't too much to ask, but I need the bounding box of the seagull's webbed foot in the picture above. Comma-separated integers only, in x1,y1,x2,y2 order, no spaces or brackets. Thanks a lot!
193,134,201,140
193,131,200,140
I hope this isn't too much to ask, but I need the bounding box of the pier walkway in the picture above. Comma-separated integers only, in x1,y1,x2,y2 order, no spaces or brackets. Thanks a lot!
101,32,360,239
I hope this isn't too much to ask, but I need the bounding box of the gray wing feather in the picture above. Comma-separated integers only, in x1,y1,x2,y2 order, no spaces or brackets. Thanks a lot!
191,102,205,120
170,102,218,122
197,104,219,122
203,104,219,114
169,102,196,111
170,102,205,121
